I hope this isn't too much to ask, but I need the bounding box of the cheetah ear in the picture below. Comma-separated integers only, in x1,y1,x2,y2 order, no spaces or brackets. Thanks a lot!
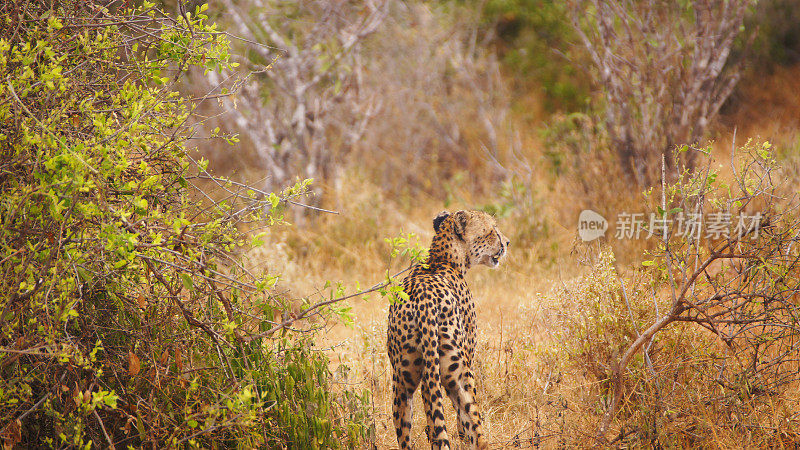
453,210,469,240
433,211,450,233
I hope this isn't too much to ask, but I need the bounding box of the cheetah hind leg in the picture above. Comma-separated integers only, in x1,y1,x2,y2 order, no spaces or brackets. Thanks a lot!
420,373,451,450
392,368,421,449
446,389,466,442
439,348,488,449
456,367,488,450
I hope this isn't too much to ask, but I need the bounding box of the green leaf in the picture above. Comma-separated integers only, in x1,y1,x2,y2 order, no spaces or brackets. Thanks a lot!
103,392,119,409
180,273,194,291
268,193,280,208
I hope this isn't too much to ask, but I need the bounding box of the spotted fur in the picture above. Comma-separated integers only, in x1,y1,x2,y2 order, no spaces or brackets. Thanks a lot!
387,210,510,449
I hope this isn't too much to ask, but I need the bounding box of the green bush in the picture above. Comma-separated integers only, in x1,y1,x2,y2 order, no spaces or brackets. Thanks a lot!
748,0,800,67
478,0,589,111
0,1,367,448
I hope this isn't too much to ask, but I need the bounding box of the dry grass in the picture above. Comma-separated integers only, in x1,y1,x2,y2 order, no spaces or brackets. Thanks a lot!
305,224,800,447
719,64,800,143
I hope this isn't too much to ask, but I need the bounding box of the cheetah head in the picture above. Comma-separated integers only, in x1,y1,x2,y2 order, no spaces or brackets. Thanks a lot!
433,210,510,268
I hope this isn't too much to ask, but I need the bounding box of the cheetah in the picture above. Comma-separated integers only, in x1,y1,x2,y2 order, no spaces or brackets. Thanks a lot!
387,210,510,449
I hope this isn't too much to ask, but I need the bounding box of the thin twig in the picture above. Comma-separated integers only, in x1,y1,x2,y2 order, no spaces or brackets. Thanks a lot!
245,267,412,342
93,409,116,450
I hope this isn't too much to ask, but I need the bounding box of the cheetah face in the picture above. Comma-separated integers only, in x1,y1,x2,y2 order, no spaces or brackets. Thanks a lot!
472,226,509,268
447,210,510,268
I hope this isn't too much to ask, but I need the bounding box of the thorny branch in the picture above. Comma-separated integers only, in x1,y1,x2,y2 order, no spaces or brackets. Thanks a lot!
245,266,412,342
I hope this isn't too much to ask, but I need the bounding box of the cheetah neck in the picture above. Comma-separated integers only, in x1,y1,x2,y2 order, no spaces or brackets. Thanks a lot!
427,229,468,275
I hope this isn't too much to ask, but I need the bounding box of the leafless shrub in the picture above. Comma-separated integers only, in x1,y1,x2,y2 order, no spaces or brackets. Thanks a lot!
189,0,387,192
569,0,754,186
189,1,508,200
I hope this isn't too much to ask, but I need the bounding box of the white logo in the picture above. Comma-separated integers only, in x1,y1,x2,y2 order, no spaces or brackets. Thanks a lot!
578,210,608,242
